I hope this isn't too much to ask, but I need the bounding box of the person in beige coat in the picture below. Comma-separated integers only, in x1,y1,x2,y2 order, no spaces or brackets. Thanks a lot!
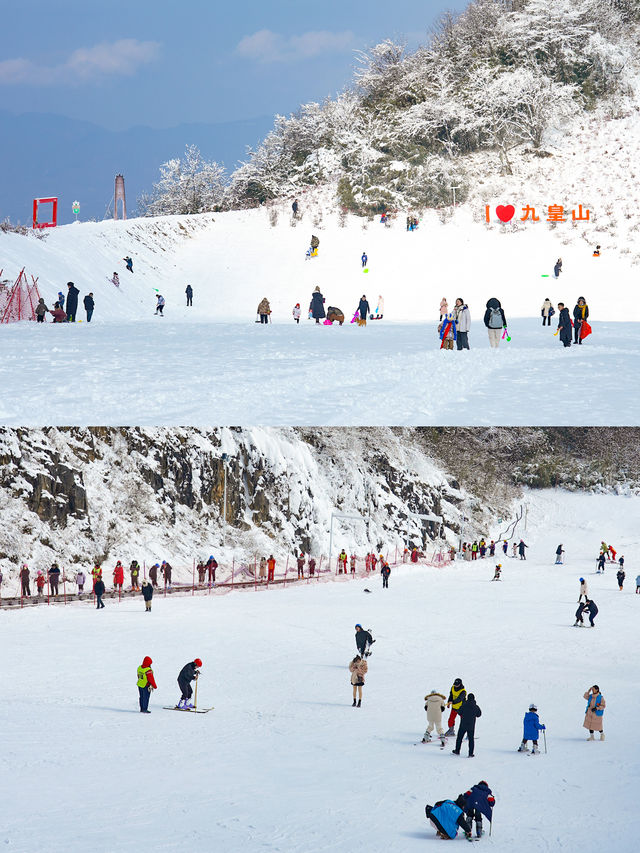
349,655,368,707
578,577,588,603
422,690,447,745
583,685,606,740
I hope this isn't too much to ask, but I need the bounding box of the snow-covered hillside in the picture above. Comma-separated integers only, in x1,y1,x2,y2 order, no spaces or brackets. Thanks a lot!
1,489,637,852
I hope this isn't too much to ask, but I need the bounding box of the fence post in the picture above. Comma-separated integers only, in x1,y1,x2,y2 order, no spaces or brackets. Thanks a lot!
284,555,289,588
254,556,257,592
63,575,67,605
192,558,195,596
47,571,50,606
232,558,235,589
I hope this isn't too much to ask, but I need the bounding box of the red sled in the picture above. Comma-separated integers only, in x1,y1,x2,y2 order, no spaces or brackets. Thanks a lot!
580,321,592,340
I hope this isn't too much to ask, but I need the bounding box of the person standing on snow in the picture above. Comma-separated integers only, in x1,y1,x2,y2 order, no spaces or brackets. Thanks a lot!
148,562,158,588
541,298,554,326
635,573,640,594
142,579,153,612
155,294,165,316
554,258,562,278
137,656,157,713
381,562,391,588
453,298,470,350
49,562,61,595
65,282,80,322
177,658,202,709
578,577,589,603
597,552,606,573
585,598,598,627
267,555,276,581
355,624,373,657
555,544,564,564
583,685,605,740
452,693,481,757
518,540,528,560
445,678,467,736
161,561,172,588
338,549,348,574
83,292,94,322
35,298,50,322
113,561,124,592
206,556,218,586
573,297,589,345
483,298,507,348
20,563,31,596
296,552,305,579
130,560,140,590
94,576,106,609
361,252,368,268
492,564,502,580
518,703,545,754
422,690,447,745
292,303,301,323
616,566,625,591
257,297,271,324
76,569,85,594
185,285,193,307
349,654,368,707
309,286,326,324
357,295,370,327
556,303,572,347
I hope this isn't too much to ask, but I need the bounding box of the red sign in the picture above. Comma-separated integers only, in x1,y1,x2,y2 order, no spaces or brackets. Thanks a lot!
33,197,58,229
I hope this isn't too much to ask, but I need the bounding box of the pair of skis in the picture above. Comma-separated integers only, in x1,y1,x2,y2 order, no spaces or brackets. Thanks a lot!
163,705,214,714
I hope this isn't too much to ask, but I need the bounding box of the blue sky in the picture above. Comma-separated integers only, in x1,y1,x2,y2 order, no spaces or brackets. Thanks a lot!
1,0,469,129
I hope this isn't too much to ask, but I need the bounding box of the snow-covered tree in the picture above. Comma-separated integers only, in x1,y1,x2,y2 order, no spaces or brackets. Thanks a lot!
140,145,226,216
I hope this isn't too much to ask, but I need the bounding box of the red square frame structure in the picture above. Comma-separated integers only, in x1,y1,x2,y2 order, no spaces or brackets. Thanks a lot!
33,197,58,229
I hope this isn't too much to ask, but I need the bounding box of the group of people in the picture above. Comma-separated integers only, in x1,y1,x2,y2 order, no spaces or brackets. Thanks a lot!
13,559,178,599
136,656,203,713
544,296,591,347
34,281,94,323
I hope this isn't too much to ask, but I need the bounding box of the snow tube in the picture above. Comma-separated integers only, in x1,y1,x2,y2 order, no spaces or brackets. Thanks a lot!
580,321,592,340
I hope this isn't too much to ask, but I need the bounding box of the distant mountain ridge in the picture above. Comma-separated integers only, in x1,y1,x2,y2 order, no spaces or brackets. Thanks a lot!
0,110,272,225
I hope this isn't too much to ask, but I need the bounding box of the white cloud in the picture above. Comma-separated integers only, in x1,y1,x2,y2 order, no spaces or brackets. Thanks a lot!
236,29,354,63
0,39,160,85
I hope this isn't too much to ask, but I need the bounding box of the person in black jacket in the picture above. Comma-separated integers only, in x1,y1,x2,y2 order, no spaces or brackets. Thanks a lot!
83,292,94,322
177,659,202,709
141,579,153,611
355,624,373,656
573,297,589,344
48,562,61,595
556,303,572,348
358,295,370,326
574,602,586,626
309,286,326,323
483,298,506,348
185,285,193,307
381,562,391,588
65,282,80,322
554,258,562,278
452,693,482,757
94,577,106,609
585,598,598,627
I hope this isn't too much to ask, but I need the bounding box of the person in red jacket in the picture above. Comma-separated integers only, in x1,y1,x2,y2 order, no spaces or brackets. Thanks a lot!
113,561,124,592
297,552,305,578
267,555,276,581
136,656,157,713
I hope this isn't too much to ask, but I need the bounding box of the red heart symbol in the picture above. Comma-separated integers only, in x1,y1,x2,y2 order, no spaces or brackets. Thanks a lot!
496,204,515,222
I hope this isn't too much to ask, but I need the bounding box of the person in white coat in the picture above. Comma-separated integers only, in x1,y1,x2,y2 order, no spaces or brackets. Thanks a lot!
422,690,447,745
454,298,471,350
578,577,588,603
76,570,86,594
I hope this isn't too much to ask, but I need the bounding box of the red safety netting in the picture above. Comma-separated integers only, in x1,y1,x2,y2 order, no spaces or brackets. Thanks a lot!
0,268,42,323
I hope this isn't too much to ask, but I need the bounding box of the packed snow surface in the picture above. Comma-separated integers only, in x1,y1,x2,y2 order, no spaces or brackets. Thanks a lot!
1,489,638,852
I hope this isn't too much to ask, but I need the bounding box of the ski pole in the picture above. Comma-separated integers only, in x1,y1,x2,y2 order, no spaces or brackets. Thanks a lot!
543,729,547,754
194,674,198,711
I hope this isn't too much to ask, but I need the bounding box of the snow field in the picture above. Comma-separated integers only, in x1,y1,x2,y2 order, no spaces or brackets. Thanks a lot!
1,490,638,852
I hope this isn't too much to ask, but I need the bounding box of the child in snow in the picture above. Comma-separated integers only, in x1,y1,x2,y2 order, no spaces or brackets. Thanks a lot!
349,655,368,707
438,312,456,350
177,659,202,709
597,552,606,573
292,303,301,323
422,690,447,745
518,703,545,754
555,544,564,564
456,782,495,839
439,298,448,320
593,245,601,256
616,567,625,590
554,258,562,277
574,602,586,626
492,564,502,580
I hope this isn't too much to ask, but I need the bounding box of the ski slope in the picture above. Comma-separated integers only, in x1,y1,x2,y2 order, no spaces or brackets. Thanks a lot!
1,489,638,852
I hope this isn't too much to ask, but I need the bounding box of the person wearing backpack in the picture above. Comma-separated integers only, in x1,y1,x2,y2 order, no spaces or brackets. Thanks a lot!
583,685,605,740
483,298,507,348
541,298,555,326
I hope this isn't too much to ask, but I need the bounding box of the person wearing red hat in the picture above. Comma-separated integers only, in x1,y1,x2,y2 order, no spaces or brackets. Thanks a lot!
177,659,202,709
137,656,157,713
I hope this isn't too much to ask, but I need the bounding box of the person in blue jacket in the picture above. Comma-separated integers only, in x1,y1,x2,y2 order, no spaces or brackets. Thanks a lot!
557,302,572,347
456,781,495,838
425,799,473,841
361,251,368,268
518,703,545,753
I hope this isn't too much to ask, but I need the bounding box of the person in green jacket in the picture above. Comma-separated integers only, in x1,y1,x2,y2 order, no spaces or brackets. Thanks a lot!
137,656,157,713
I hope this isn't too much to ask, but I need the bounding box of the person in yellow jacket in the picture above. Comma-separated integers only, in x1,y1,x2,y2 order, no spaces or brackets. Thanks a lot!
445,678,467,735
137,656,157,713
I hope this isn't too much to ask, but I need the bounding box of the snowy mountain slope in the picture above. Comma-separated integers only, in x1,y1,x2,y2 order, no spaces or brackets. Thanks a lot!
0,489,638,852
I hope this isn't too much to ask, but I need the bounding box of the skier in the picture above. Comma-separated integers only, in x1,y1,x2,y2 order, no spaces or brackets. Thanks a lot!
583,685,605,740
49,562,61,595
76,569,85,594
597,552,606,573
338,549,348,574
267,555,276,581
113,561,124,592
155,294,165,316
94,576,106,609
83,292,94,322
110,272,120,288
555,544,564,564
518,703,546,754
578,577,588,603
65,282,80,323
355,624,373,657
456,781,495,839
502,540,508,556
452,693,481,757
483,297,507,348
425,800,473,841
608,544,617,562
35,298,49,322
349,654,368,707
161,560,172,588
361,252,368,268
616,567,625,591
206,555,218,586
422,690,447,746
554,258,562,278
381,561,391,588
148,562,159,588
541,298,554,327
177,658,202,709
292,303,301,323
445,678,467,736
489,540,495,557
556,303,572,347
185,284,193,307
309,286,326,323
374,294,384,319
257,297,271,324
492,564,502,580
573,297,589,345
518,540,528,559
453,298,471,350
137,656,157,713
574,602,586,627
20,563,30,596
296,552,305,579
142,579,153,612
357,295,370,327
584,598,598,627
124,256,134,273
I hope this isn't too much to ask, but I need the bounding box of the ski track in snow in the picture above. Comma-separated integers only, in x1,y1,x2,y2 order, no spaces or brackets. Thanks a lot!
0,319,638,425
0,491,639,852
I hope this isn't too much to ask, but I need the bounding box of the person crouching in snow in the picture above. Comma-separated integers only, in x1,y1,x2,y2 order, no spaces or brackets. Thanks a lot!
583,685,605,741
422,690,447,745
177,658,202,709
349,654,368,707
425,799,473,841
518,703,545,754
292,303,301,323
137,656,157,713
